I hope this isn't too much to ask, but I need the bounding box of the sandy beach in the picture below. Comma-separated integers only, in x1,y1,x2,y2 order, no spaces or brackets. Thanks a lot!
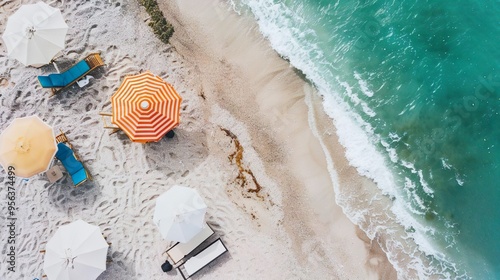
1,0,397,279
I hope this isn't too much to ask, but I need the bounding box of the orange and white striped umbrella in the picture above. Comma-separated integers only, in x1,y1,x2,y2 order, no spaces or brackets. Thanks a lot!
111,71,182,143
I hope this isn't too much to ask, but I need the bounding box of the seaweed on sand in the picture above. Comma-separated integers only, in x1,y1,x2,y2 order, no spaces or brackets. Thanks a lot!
139,0,174,44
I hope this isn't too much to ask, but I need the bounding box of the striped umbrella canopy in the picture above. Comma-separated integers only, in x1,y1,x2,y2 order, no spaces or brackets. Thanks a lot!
111,71,182,143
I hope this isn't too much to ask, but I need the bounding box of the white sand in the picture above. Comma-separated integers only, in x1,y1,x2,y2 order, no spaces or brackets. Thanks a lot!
0,0,396,279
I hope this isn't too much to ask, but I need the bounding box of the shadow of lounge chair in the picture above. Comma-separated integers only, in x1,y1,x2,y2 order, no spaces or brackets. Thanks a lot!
177,238,228,279
38,53,104,95
55,131,91,187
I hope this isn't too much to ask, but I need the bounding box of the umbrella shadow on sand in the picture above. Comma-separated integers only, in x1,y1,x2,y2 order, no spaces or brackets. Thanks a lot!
144,128,208,179
94,260,136,280
45,175,101,211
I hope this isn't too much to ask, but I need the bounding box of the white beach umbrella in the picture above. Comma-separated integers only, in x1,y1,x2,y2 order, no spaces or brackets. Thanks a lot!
2,2,68,66
153,185,208,243
43,220,109,280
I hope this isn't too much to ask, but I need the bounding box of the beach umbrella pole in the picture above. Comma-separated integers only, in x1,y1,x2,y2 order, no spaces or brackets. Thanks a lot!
53,62,60,73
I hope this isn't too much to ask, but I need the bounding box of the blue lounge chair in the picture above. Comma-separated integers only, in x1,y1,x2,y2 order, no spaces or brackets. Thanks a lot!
55,132,90,187
38,53,104,95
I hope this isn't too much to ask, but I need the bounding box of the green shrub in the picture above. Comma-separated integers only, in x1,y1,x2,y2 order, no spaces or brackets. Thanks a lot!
139,0,174,44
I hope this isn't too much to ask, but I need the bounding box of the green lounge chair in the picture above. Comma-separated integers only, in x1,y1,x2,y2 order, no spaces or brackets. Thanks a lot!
55,131,90,187
38,53,104,95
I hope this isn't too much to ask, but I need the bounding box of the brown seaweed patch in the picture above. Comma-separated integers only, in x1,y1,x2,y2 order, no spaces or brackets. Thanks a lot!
220,127,264,200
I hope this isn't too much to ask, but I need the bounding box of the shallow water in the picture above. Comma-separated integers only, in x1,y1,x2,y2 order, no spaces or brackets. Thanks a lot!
235,0,500,278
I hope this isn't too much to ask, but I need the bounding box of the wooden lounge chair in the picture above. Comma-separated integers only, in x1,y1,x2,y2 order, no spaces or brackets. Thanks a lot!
177,238,228,279
38,53,104,95
55,131,91,187
99,112,121,135
166,223,215,265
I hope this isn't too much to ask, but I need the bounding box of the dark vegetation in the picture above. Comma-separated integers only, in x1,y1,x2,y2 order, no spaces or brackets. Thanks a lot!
139,0,174,44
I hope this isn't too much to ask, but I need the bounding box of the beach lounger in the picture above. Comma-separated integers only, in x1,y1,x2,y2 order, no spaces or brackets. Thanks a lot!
55,131,91,187
177,238,228,279
99,112,121,135
166,224,215,265
38,53,104,95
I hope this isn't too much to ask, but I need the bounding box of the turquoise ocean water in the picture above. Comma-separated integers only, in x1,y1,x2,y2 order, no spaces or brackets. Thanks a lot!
233,0,500,278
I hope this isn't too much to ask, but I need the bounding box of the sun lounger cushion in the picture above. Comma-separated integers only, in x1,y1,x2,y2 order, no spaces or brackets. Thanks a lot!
55,143,87,185
178,239,228,279
64,60,90,83
38,60,91,88
167,224,214,264
38,75,56,88
70,168,88,186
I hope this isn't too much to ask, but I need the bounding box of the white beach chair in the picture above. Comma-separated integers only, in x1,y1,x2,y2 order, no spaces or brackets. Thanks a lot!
177,238,228,279
166,223,214,265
